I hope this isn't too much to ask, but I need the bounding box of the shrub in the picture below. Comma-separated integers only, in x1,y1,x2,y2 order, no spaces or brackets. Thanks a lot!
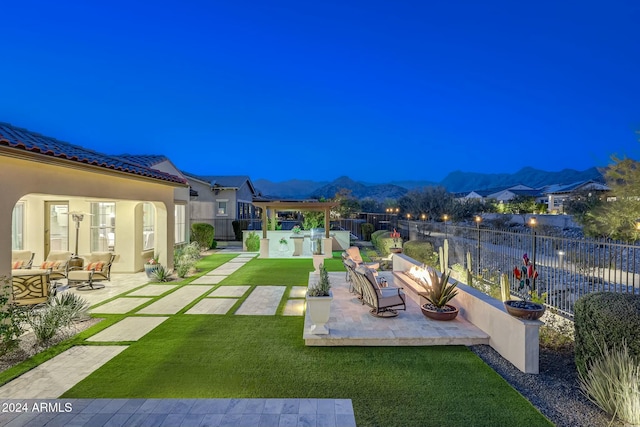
191,223,215,249
52,292,90,322
0,276,25,356
574,292,640,375
232,220,248,241
579,339,640,425
360,223,375,241
174,242,201,278
245,231,260,252
370,230,387,248
308,264,331,297
403,241,438,267
151,264,173,282
24,292,89,346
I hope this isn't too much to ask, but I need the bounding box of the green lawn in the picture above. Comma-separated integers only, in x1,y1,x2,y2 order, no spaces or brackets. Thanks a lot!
20,253,553,426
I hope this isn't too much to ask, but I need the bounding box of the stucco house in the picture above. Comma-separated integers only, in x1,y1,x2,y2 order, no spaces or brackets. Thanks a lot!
1,122,189,278
183,173,260,240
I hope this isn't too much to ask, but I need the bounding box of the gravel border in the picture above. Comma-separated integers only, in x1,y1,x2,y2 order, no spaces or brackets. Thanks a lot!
469,344,623,427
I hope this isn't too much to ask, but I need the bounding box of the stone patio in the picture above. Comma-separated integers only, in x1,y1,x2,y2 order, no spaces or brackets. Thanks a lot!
304,272,490,346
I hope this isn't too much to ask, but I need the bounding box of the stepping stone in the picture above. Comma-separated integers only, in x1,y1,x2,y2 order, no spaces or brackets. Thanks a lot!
186,299,237,315
137,286,213,315
235,286,286,316
283,300,305,316
0,346,127,399
91,297,152,314
289,286,307,299
208,264,243,275
87,316,169,342
128,285,178,296
209,286,250,297
228,258,249,263
191,275,227,284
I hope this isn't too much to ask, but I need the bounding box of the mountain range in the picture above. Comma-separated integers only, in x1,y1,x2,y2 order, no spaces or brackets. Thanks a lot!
254,167,604,201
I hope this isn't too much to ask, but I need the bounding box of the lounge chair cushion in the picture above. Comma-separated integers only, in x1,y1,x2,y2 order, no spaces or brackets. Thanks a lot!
12,261,24,269
40,261,62,270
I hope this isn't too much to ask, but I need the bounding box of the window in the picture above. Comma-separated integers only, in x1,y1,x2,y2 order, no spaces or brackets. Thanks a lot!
175,204,186,244
143,203,155,250
91,202,116,252
217,200,228,216
12,202,24,250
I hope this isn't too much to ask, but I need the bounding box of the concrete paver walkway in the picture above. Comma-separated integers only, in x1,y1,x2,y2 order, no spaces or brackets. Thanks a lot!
0,346,128,399
87,317,169,342
137,286,214,315
235,286,286,316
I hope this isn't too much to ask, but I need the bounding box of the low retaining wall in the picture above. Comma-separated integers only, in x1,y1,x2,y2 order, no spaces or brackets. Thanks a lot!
392,253,542,374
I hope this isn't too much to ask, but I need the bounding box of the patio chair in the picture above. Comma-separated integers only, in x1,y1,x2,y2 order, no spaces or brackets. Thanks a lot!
342,257,362,297
345,246,379,270
67,252,116,290
11,250,35,269
12,269,51,306
354,265,406,317
38,250,73,284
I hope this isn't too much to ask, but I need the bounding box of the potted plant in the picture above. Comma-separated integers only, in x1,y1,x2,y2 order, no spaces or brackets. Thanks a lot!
418,266,459,321
504,253,546,320
389,229,402,253
312,237,324,273
290,225,304,256
291,225,302,235
144,254,160,278
279,237,289,253
306,264,332,334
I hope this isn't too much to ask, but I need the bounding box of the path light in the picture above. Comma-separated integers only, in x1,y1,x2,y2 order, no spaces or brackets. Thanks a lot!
475,215,482,274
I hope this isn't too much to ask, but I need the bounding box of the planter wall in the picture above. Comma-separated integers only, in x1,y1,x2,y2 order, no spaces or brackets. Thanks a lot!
393,253,542,374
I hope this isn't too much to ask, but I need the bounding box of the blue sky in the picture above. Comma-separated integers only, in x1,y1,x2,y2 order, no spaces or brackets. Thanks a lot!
2,1,639,183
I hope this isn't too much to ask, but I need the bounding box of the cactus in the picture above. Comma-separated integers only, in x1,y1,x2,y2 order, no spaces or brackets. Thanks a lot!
500,273,511,301
466,270,473,287
466,251,472,273
439,246,444,272
443,239,449,271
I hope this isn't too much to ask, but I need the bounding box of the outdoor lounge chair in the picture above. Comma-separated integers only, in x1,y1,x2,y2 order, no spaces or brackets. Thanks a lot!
11,250,35,269
345,246,380,271
67,252,116,290
342,257,362,296
38,250,73,284
354,265,406,317
12,269,51,306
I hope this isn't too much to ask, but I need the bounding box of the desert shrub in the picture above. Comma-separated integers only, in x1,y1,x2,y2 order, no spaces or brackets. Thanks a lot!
24,293,89,345
232,220,248,241
574,292,640,375
174,242,201,278
245,231,260,252
360,223,375,241
0,276,25,356
52,292,90,322
151,264,173,282
191,223,215,249
579,339,640,425
403,241,438,267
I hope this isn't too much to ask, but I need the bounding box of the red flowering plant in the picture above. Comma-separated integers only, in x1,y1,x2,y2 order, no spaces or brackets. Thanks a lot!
390,228,401,248
512,253,543,303
146,255,160,265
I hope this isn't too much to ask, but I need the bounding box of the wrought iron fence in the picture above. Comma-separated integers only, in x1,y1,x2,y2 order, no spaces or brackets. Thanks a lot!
411,222,640,318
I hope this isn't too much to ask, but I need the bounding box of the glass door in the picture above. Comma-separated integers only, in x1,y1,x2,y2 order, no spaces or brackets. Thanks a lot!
45,202,69,257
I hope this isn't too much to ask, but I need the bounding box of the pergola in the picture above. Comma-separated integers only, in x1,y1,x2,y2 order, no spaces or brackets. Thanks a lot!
252,200,338,238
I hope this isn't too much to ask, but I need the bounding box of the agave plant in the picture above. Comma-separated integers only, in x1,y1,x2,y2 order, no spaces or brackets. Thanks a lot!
422,266,458,309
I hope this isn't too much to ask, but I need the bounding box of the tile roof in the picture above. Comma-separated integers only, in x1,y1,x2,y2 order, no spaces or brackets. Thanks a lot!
114,154,170,168
183,172,255,192
0,122,186,184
